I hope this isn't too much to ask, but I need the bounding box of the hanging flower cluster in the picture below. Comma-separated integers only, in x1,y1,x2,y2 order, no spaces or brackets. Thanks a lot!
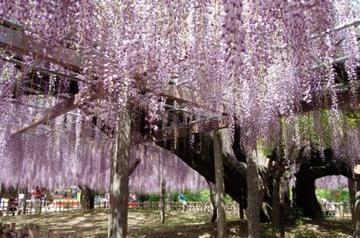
0,0,358,188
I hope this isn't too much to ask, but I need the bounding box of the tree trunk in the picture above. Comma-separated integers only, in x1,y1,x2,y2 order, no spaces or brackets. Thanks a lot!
129,158,141,176
214,131,226,237
0,183,2,206
246,149,261,238
295,176,322,219
354,179,360,238
207,180,217,223
279,178,289,237
80,186,95,212
294,153,353,219
157,131,272,222
272,174,285,238
160,179,166,224
108,106,131,238
349,179,355,220
272,173,281,234
239,202,244,220
167,193,171,212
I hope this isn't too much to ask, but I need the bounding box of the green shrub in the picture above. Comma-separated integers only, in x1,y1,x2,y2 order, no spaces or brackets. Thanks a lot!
137,193,160,202
315,188,349,203
316,188,332,201
136,189,235,203
183,189,210,202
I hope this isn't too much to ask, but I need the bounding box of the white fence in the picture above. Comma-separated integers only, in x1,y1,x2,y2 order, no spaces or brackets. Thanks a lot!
1,198,351,220
0,199,241,216
320,201,352,220
0,199,82,215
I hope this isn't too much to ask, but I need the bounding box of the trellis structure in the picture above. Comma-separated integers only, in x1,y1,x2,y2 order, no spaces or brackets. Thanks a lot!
1,11,360,238
0,17,232,237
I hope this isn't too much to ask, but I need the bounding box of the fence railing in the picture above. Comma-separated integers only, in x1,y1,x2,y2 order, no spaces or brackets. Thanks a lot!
136,201,240,214
0,198,353,220
320,202,352,220
0,199,241,216
0,199,83,215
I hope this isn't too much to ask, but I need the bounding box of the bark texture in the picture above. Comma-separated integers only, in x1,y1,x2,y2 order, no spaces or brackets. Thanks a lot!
157,129,272,222
214,131,226,237
354,179,360,238
160,179,166,224
349,179,355,220
246,150,261,238
108,107,131,238
208,180,217,223
295,149,353,219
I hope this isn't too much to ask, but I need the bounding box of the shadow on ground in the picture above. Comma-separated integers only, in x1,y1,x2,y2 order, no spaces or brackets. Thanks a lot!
0,210,354,237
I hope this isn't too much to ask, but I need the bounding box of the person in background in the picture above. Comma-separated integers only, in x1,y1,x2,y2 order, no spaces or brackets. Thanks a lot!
178,193,187,211
31,186,42,214
7,195,18,216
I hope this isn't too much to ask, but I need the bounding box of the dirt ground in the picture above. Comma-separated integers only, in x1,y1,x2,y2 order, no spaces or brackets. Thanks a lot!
0,210,354,237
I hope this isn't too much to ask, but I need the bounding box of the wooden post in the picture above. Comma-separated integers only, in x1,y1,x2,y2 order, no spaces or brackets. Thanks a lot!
213,131,226,238
246,149,261,238
160,179,166,224
353,165,360,238
158,151,166,224
108,105,131,238
207,180,217,223
239,201,244,220
23,197,27,215
349,179,355,220
272,171,285,238
29,200,33,214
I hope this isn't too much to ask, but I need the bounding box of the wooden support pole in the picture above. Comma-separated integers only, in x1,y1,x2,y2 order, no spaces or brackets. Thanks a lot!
207,180,217,223
272,171,283,238
246,149,261,238
353,165,360,238
108,105,131,238
159,152,166,224
160,178,166,224
349,179,356,220
239,201,244,220
213,131,226,238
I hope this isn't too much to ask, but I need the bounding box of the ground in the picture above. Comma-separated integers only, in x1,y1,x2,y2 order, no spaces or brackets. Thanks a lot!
0,209,354,237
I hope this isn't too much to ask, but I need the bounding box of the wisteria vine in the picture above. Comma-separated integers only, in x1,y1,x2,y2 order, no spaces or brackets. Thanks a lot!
0,0,359,189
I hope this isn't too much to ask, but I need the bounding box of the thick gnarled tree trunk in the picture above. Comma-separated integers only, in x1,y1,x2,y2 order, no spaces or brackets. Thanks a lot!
157,130,273,222
295,152,354,219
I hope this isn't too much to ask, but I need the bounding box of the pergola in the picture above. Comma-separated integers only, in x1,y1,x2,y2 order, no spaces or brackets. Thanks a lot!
2,18,360,138
1,15,360,237
0,17,232,237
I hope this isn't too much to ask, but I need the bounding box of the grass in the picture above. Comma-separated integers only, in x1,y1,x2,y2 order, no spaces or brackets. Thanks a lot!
0,210,354,237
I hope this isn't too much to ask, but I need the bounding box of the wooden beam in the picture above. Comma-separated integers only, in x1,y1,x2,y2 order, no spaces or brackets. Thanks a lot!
11,78,360,136
14,94,81,134
160,84,203,107
13,83,105,134
0,22,208,108
0,25,81,72
300,83,360,114
4,19,358,136
153,116,229,141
